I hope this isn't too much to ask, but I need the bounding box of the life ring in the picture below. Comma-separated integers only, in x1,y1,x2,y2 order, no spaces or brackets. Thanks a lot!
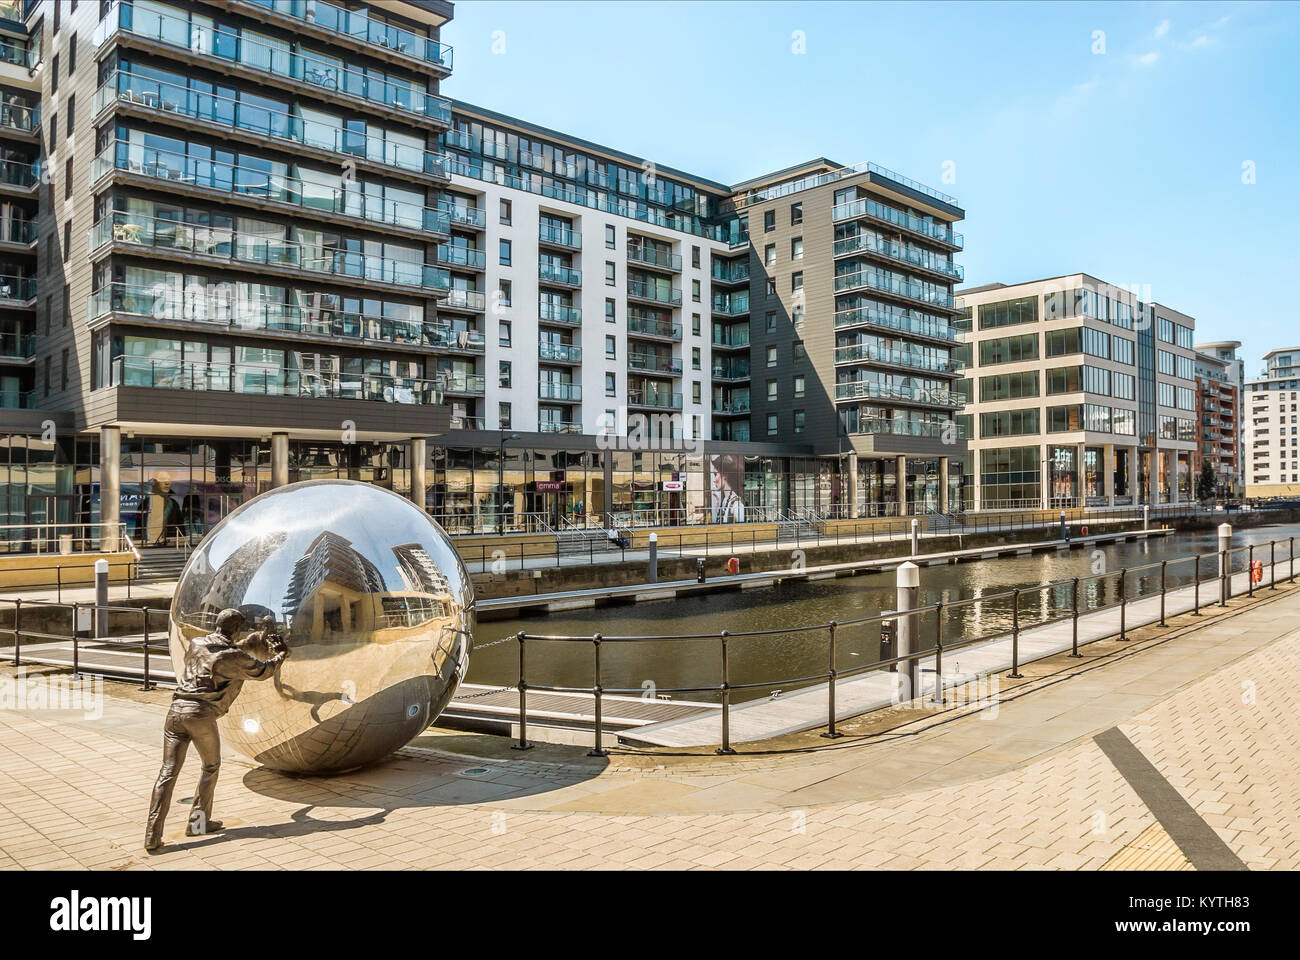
726,556,740,575
1251,561,1263,583
1080,525,1088,536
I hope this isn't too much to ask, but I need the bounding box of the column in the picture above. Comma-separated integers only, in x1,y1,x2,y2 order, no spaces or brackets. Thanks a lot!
1041,443,1051,510
1077,442,1086,507
1170,452,1180,504
1149,448,1161,505
1103,443,1115,505
100,425,121,552
847,452,859,519
939,457,950,514
271,432,289,488
895,455,907,516
409,437,427,510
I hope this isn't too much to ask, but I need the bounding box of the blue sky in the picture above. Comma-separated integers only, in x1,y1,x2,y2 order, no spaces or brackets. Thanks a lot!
441,1,1300,374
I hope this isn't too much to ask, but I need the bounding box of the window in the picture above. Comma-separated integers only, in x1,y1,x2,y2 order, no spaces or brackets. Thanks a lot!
605,335,616,358
764,244,775,267
605,373,616,396
605,225,615,248
498,239,511,265
791,202,803,225
64,159,72,198
767,380,777,401
62,284,69,326
791,237,803,260
793,375,805,398
791,302,804,328
692,347,701,370
979,333,1038,365
763,210,775,232
767,413,778,435
691,245,700,268
766,278,776,296
767,345,778,367
794,410,805,433
692,381,701,403
498,279,511,305
48,112,56,150
66,96,74,134
498,402,512,430
765,311,776,333
605,261,615,286
793,341,806,362
1045,328,1080,357
979,371,1040,401
62,221,70,260
51,54,58,93
43,356,50,396
498,320,511,347
69,33,77,73
1046,365,1082,394
61,349,68,390
692,313,701,336
605,298,615,322
977,296,1037,329
1046,404,1084,432
497,360,511,388
791,272,803,292
1082,327,1110,359
691,279,700,302
979,409,1039,437
499,199,511,224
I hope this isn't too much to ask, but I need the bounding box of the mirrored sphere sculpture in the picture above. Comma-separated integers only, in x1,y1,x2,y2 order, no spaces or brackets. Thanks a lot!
169,479,474,774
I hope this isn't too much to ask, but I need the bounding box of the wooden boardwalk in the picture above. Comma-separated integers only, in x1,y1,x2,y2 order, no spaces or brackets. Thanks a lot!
621,559,1285,748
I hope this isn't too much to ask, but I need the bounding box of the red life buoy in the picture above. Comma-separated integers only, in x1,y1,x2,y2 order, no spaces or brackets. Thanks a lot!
1252,561,1263,583
726,556,740,575
1080,525,1088,536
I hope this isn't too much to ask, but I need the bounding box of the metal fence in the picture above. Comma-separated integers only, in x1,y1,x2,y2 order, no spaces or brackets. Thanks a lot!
1,599,169,691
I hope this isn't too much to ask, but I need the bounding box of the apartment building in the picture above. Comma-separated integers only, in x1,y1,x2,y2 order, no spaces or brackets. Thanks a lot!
2,1,969,539
1193,340,1241,498
955,275,1199,509
1245,347,1300,497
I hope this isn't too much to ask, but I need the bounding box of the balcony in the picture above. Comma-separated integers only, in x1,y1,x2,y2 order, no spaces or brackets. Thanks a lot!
0,217,36,247
628,389,682,410
0,274,36,303
440,202,486,230
539,382,582,402
539,223,581,250
89,212,450,295
626,244,682,272
441,288,486,312
93,140,451,238
0,101,37,135
834,343,964,376
538,301,581,327
834,379,964,408
711,261,750,285
538,261,582,288
712,399,750,415
538,420,583,435
627,312,681,341
449,415,486,430
834,304,958,344
711,359,750,381
848,417,966,440
429,325,485,353
711,292,750,316
109,356,443,404
0,158,38,190
832,196,963,250
627,353,682,376
712,328,750,349
94,72,450,182
219,0,454,74
0,331,34,360
538,341,582,364
88,283,441,349
440,371,486,394
833,269,955,311
435,245,486,269
104,2,453,127
833,232,964,282
627,280,681,307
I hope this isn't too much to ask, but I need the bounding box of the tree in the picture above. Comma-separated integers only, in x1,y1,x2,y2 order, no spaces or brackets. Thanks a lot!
1197,462,1218,502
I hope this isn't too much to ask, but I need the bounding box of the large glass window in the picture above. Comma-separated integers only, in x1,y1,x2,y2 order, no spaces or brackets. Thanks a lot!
979,333,1038,365
977,295,1037,329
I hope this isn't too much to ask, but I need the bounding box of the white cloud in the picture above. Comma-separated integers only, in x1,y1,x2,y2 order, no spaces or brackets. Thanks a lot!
1137,51,1160,66
1154,19,1171,38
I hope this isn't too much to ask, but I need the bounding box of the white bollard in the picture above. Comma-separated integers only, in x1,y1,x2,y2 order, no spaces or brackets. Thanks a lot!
910,518,919,556
94,558,109,638
896,562,920,700
1143,504,1150,531
1218,522,1232,606
648,531,658,584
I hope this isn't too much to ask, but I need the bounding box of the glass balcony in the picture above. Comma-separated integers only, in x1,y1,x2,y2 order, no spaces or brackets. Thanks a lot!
627,353,682,375
435,245,485,269
712,327,750,348
538,261,581,286
538,420,583,434
0,390,35,409
833,379,964,407
626,280,681,306
0,158,38,188
628,389,682,410
0,101,37,134
539,301,581,326
538,341,581,363
108,2,453,124
711,292,750,316
538,223,580,249
627,312,681,340
833,269,955,310
626,244,681,272
229,0,454,72
89,213,450,293
450,415,485,430
93,140,450,235
712,399,750,414
834,343,963,374
0,34,33,69
88,282,439,347
847,417,966,439
539,382,581,402
0,218,36,245
833,232,964,281
711,261,750,284
834,303,957,342
711,359,750,380
440,201,486,229
440,371,485,393
0,331,34,358
95,72,450,180
832,196,963,249
109,356,443,404
429,325,485,352
0,274,36,301
441,288,486,312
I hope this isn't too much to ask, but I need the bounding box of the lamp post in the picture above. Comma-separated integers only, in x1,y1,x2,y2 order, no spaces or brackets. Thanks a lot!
497,431,520,536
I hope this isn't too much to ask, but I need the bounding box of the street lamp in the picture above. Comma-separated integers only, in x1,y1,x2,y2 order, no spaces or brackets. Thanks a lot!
496,431,520,536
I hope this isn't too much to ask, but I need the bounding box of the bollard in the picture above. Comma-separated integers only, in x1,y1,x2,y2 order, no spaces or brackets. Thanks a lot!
647,532,658,584
910,518,919,556
1218,523,1232,606
822,621,842,738
94,558,109,639
1059,509,1067,541
896,562,920,699
1142,504,1149,531
696,557,706,583
512,631,532,751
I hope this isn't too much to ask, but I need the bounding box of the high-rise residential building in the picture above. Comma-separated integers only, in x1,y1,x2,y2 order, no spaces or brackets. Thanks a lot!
4,1,969,541
1192,341,1241,498
954,275,1199,509
1245,347,1300,497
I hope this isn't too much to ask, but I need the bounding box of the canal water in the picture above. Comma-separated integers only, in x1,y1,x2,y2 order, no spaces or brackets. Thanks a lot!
466,522,1300,704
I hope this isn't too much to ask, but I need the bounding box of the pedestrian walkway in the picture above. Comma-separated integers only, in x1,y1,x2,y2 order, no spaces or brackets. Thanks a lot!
0,571,1296,869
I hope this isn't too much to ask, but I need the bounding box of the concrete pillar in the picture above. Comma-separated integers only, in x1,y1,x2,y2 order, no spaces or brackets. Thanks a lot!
847,452,859,519
1041,443,1050,510
271,432,289,488
939,457,950,514
99,425,121,552
895,455,907,517
895,562,920,701
409,437,427,510
1076,443,1086,506
1103,443,1115,505
1170,452,1180,504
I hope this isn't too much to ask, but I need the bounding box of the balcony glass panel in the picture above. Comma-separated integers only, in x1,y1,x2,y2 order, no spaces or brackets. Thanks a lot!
238,0,454,70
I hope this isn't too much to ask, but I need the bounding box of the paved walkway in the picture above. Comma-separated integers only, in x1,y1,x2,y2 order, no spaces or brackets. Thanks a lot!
1,581,1296,870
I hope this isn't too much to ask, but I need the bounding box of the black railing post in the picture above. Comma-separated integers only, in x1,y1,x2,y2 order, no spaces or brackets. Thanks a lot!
11,598,20,666
1270,540,1277,590
1069,577,1080,657
932,601,944,704
71,602,81,680
1007,589,1023,678
1193,554,1201,615
1291,537,1295,583
822,621,841,738
588,633,606,757
1118,569,1128,640
1248,544,1255,598
140,608,154,692
1159,560,1167,626
511,631,532,751
717,630,735,755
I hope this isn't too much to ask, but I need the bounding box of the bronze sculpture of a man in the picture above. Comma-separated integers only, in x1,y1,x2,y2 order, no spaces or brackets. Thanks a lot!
144,607,290,851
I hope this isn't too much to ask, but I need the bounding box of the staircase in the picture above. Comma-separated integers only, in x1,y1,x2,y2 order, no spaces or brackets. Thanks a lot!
554,526,624,558
776,512,822,542
925,510,966,535
133,546,191,582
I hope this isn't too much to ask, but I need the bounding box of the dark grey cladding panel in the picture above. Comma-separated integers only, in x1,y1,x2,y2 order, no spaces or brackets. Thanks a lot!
0,409,74,433
849,433,968,456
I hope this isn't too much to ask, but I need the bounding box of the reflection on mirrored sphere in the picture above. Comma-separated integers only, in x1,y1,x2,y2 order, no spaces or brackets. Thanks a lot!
169,479,474,774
